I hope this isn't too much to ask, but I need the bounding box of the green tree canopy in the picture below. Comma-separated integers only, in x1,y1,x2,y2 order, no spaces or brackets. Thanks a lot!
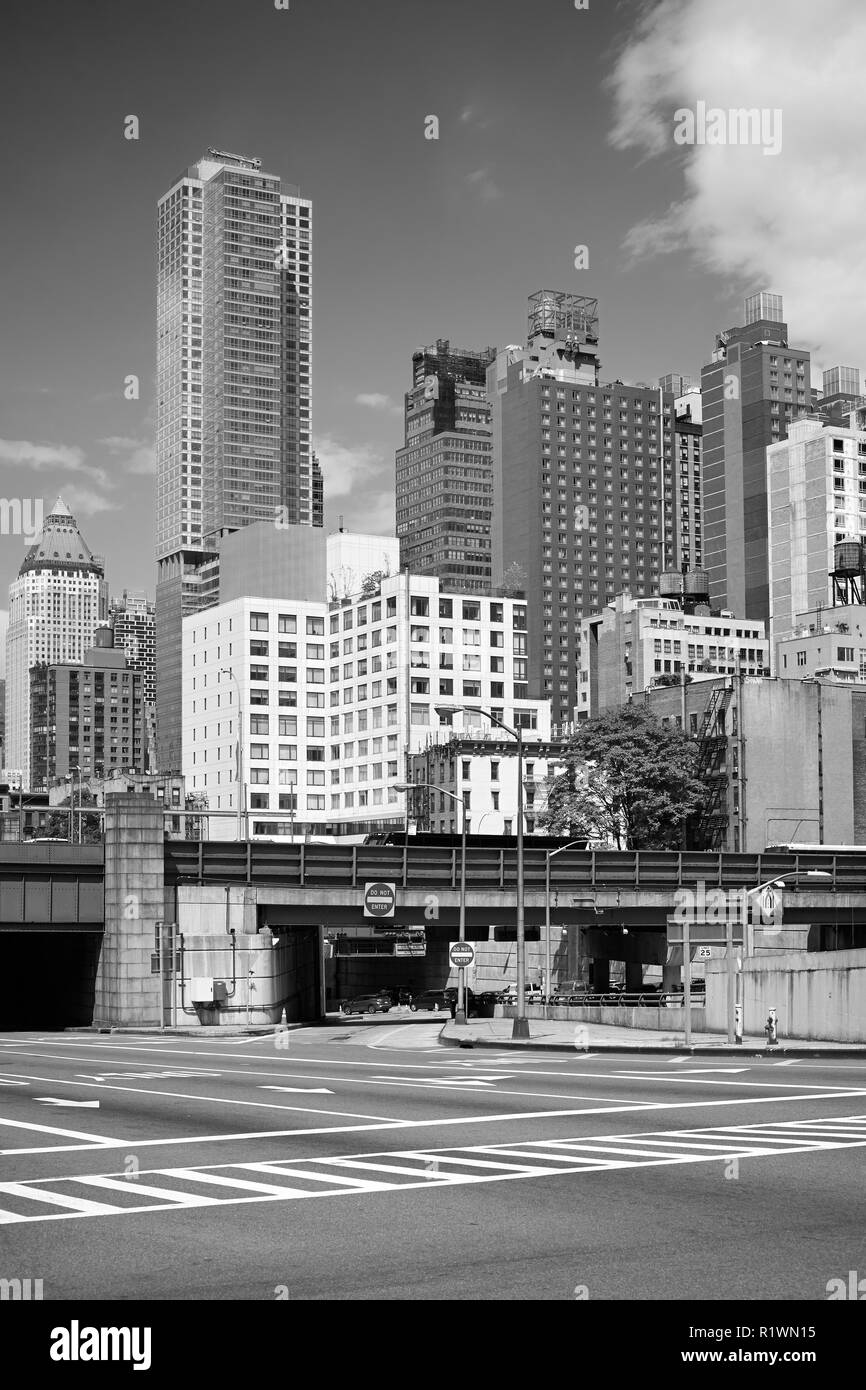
540,705,707,849
44,789,102,844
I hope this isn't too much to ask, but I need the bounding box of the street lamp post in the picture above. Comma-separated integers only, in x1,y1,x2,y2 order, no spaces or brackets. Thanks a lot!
736,870,832,1042
544,840,585,1018
220,668,246,842
397,780,469,1024
435,703,528,1041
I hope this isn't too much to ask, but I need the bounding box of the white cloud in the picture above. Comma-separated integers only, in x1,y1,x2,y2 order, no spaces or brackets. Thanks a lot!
0,438,110,489
607,0,866,369
355,393,402,415
100,435,156,475
0,439,85,470
464,167,503,202
59,485,121,518
315,435,395,534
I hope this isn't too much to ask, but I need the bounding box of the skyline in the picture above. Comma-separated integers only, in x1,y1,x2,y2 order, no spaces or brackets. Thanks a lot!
2,0,865,606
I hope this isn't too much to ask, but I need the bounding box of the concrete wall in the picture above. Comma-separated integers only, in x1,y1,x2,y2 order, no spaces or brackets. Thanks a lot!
171,930,318,1026
499,1002,705,1033
94,794,164,1027
705,947,866,1042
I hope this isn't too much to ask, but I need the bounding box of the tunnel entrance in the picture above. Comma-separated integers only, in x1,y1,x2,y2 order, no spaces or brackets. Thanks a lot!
0,931,102,1029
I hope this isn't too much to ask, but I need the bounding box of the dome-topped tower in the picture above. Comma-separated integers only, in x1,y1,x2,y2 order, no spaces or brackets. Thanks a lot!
5,498,108,786
18,497,104,578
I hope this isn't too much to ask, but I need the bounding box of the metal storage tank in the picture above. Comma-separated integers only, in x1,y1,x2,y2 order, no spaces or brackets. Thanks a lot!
658,571,682,598
682,568,710,600
834,539,863,576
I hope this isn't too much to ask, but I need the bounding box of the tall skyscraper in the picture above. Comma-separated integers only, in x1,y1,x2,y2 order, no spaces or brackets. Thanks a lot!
5,499,108,787
156,149,318,771
700,292,810,621
490,291,676,724
110,590,155,704
396,339,496,592
814,365,863,426
669,382,703,571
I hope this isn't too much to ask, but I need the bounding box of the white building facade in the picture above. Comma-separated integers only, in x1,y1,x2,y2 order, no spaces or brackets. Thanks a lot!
183,571,549,838
768,413,866,653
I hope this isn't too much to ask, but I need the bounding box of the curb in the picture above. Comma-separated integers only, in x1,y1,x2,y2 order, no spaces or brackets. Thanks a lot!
436,1032,866,1057
65,1025,306,1038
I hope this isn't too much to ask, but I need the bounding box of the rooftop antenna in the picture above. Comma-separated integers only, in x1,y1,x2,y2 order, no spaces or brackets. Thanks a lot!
338,514,344,533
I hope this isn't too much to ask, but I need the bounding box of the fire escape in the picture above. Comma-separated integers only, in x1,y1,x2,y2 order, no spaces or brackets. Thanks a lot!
690,683,732,849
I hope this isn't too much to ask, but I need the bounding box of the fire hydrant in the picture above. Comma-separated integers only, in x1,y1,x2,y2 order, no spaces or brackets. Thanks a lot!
764,1007,778,1046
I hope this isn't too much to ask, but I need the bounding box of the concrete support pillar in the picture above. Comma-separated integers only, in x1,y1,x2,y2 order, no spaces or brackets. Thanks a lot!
625,961,643,992
591,958,610,991
93,794,165,1027
662,962,681,991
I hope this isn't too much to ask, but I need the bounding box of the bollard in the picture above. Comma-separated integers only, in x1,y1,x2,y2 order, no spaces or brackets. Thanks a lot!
734,1003,743,1045
764,1007,778,1047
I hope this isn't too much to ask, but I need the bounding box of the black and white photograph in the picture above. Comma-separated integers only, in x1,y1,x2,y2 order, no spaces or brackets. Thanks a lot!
1,0,865,1349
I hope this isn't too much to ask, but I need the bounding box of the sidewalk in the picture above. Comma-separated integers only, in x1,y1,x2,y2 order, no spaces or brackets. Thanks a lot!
438,1017,866,1056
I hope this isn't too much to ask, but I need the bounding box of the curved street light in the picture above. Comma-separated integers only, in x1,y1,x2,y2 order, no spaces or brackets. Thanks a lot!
434,703,528,1040
396,779,469,1024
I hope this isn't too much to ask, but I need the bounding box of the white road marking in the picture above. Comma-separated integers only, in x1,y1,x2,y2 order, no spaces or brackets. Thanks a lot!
259,1085,334,1094
3,1113,866,1225
617,1068,750,1077
0,1079,27,1086
34,1098,100,1108
0,1116,118,1145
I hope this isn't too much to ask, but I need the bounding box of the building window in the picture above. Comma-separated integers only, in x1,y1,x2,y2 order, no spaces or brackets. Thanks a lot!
250,612,269,632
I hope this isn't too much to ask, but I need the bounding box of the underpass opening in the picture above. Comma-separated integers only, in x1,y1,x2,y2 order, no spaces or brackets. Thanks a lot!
0,929,102,1028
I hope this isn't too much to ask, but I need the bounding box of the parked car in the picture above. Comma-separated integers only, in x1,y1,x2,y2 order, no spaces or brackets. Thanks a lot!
375,986,413,1006
443,986,478,1015
409,989,452,1012
549,980,586,1005
340,992,392,1016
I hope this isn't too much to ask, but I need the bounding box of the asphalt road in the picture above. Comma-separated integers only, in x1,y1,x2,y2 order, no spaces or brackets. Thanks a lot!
1,1018,865,1301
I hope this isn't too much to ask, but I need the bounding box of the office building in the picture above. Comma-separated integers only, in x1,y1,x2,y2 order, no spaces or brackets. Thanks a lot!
110,590,156,703
700,291,810,621
29,628,147,790
489,290,677,724
671,384,703,571
776,601,866,683
5,499,107,788
578,586,769,717
768,413,866,650
396,340,496,591
182,557,547,839
156,149,317,772
642,675,866,852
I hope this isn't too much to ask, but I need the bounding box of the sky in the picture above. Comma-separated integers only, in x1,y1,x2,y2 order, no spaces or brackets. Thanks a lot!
1,0,865,609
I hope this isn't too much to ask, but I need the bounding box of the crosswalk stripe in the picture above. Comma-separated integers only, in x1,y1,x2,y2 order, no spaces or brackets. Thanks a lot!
0,1182,120,1214
241,1163,394,1190
160,1169,312,1197
320,1158,470,1180
72,1176,223,1205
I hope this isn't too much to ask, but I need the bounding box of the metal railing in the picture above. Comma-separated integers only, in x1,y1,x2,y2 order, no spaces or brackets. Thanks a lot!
163,842,864,891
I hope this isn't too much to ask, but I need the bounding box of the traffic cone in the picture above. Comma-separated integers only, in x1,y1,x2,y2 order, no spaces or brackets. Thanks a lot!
280,1006,288,1028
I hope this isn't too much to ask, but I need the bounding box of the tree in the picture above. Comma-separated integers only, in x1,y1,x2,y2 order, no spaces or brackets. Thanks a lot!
539,705,707,850
44,789,102,844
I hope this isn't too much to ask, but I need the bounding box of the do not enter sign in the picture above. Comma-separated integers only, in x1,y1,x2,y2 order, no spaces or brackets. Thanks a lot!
363,881,396,918
449,941,476,968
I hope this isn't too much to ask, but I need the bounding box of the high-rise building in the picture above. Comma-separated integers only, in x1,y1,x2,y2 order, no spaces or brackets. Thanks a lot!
110,591,155,704
396,339,496,592
700,291,810,621
156,149,317,772
659,373,697,397
767,413,866,652
29,628,147,790
5,499,107,787
489,290,676,724
669,383,703,571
